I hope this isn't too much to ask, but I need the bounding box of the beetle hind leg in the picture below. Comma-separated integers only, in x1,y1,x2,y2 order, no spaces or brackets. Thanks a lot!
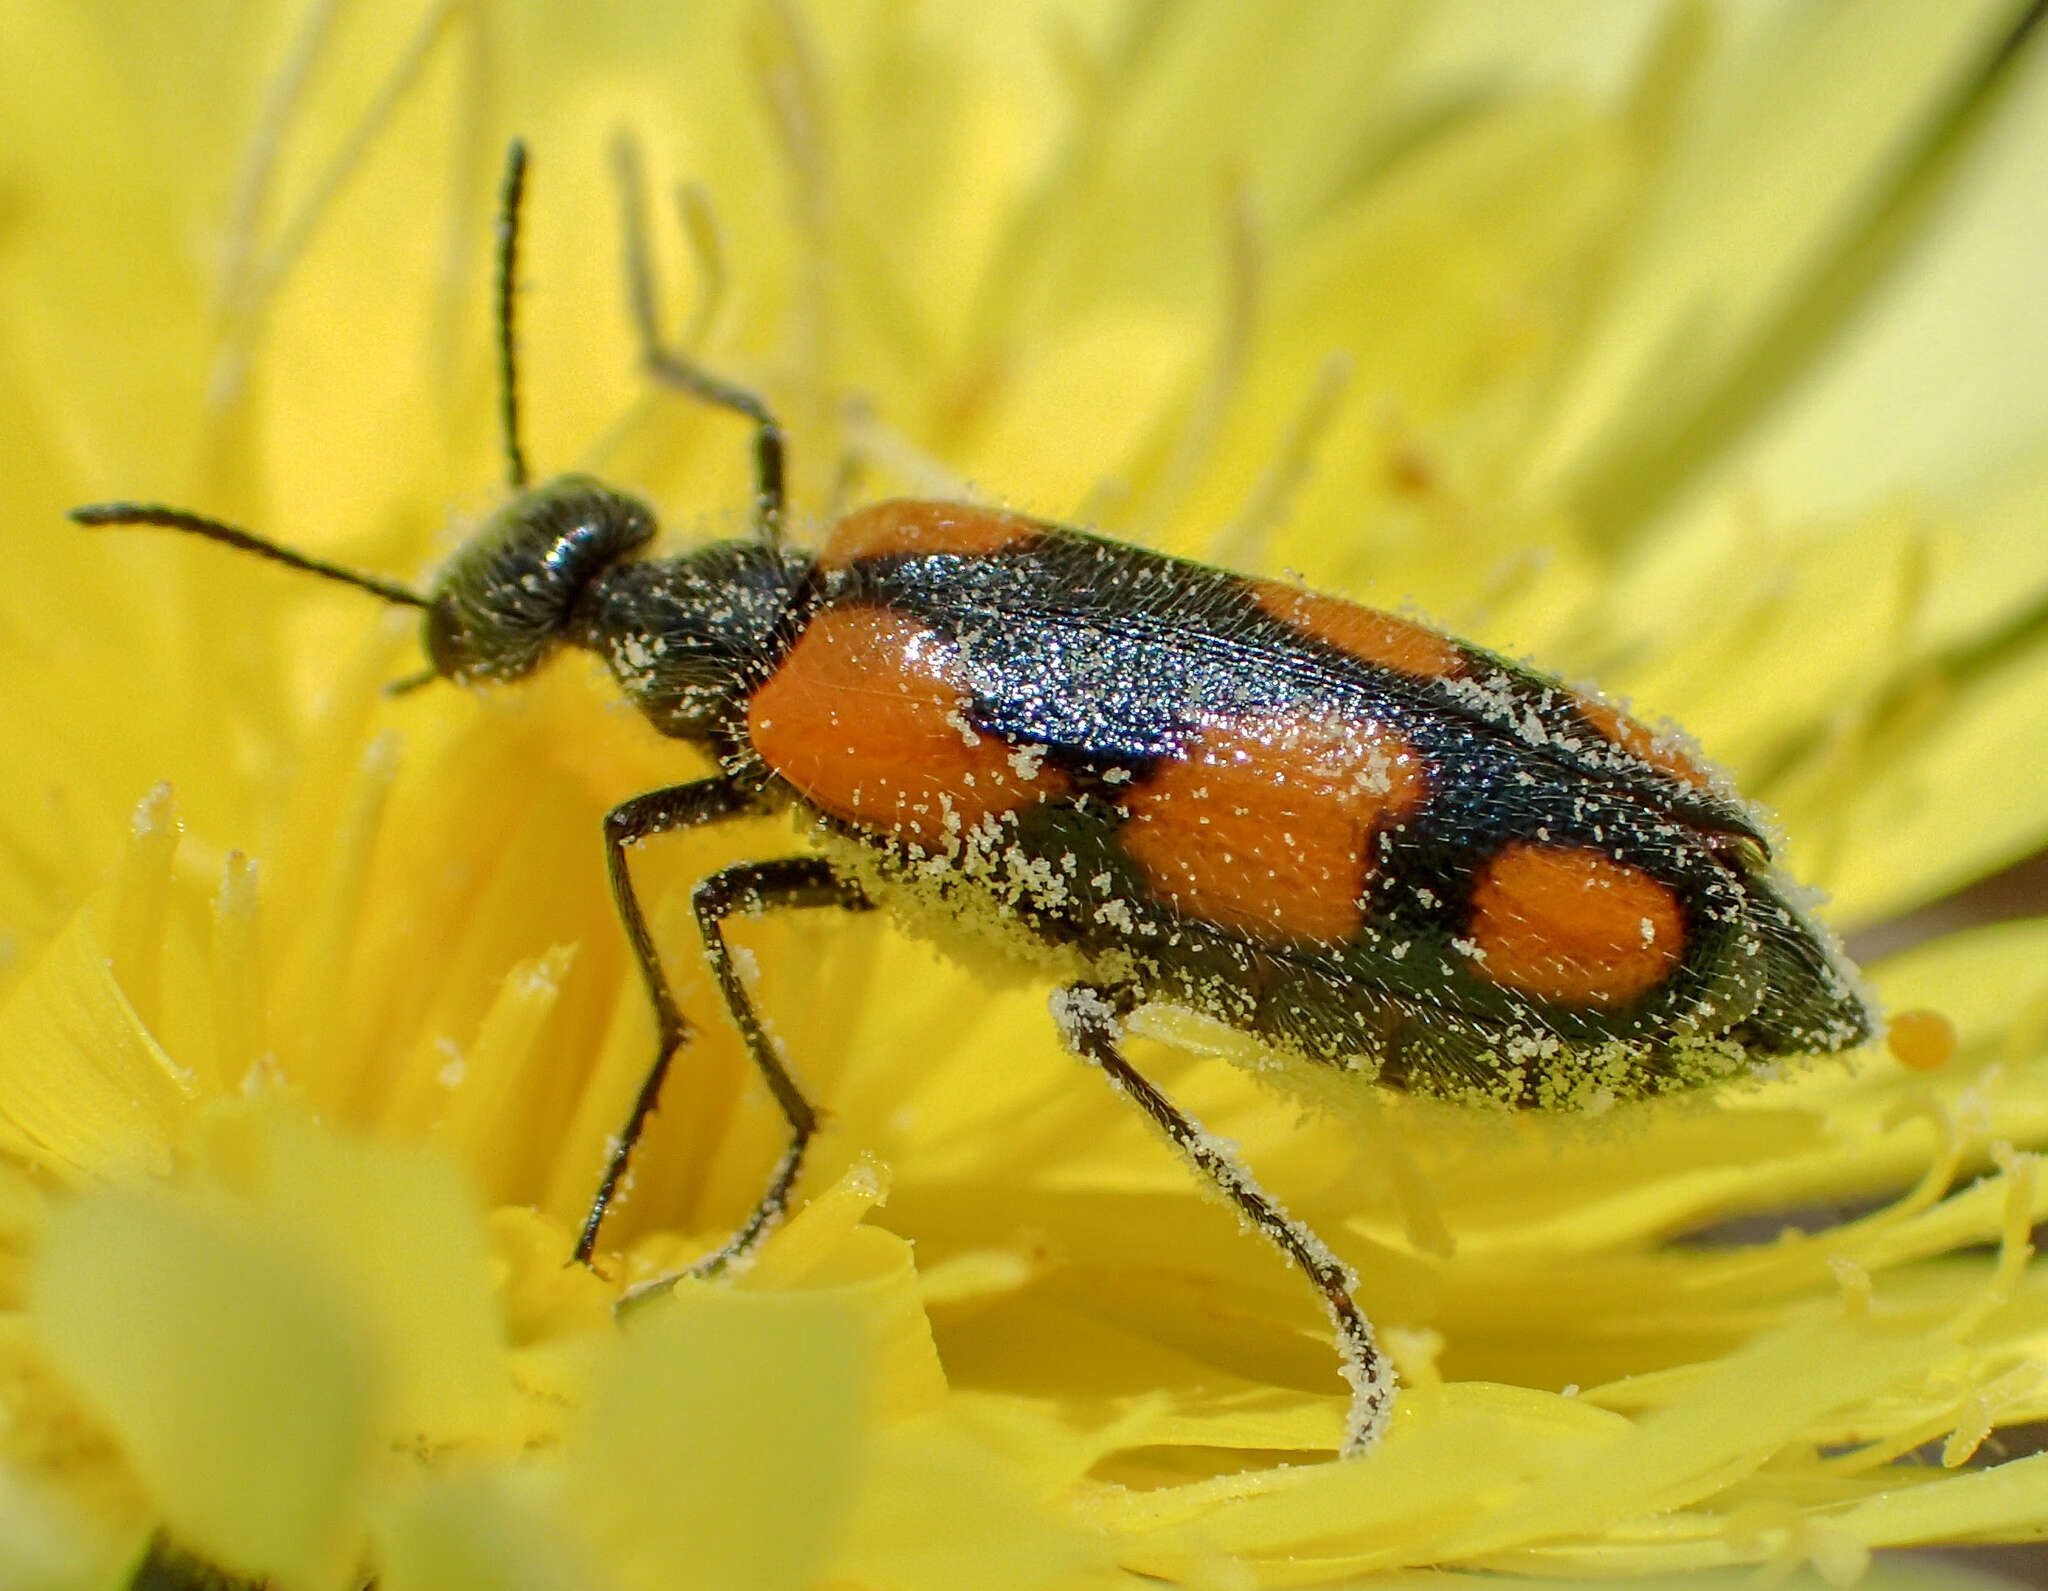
1051,982,1397,1457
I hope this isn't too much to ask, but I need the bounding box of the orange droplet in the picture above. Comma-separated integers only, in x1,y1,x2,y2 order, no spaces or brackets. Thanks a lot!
1887,1008,1957,1073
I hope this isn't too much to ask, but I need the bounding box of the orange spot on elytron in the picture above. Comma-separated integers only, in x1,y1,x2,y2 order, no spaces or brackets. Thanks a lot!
1252,580,1469,681
749,606,1071,845
1576,696,1713,793
1467,843,1684,1005
1887,1008,1956,1073
1122,712,1427,945
819,499,1043,571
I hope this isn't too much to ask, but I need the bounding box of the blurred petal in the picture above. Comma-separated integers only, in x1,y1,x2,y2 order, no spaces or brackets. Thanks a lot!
31,1185,381,1591
562,1287,864,1591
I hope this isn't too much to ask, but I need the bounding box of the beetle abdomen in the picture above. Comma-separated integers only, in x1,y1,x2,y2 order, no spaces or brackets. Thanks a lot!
738,502,1875,1105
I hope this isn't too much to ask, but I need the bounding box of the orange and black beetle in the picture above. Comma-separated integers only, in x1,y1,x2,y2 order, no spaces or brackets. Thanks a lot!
75,143,1874,1455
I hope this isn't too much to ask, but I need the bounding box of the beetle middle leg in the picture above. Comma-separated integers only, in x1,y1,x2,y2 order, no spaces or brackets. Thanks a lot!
584,812,871,1297
577,775,774,1265
1051,981,1398,1456
670,855,872,1282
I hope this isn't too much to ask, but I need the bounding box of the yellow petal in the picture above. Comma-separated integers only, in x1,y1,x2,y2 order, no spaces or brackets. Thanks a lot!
561,1285,866,1591
188,1107,512,1445
0,892,195,1183
30,1186,379,1591
374,1471,593,1591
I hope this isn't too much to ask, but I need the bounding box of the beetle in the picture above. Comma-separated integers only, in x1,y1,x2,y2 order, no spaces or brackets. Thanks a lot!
73,141,1876,1457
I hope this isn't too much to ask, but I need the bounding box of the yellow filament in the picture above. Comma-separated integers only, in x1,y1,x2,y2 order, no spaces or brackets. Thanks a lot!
209,851,265,1097
108,782,179,1035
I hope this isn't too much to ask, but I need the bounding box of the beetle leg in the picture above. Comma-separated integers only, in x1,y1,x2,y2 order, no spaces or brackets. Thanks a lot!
610,130,787,546
577,775,768,1265
613,857,873,1310
1050,981,1398,1457
688,857,872,1270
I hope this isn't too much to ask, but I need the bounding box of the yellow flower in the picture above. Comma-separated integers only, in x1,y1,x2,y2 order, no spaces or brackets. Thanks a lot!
5,3,2048,1588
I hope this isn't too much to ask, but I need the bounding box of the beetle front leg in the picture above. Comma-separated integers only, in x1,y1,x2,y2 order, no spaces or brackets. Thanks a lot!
575,775,768,1266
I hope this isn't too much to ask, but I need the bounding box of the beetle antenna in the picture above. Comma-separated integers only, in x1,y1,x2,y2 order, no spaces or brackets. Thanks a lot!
70,503,430,609
496,139,531,490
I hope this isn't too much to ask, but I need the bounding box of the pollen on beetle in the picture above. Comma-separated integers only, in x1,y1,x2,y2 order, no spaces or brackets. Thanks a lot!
1094,898,1137,934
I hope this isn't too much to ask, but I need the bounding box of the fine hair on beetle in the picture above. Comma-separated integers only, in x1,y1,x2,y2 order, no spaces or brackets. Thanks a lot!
73,137,1877,1461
